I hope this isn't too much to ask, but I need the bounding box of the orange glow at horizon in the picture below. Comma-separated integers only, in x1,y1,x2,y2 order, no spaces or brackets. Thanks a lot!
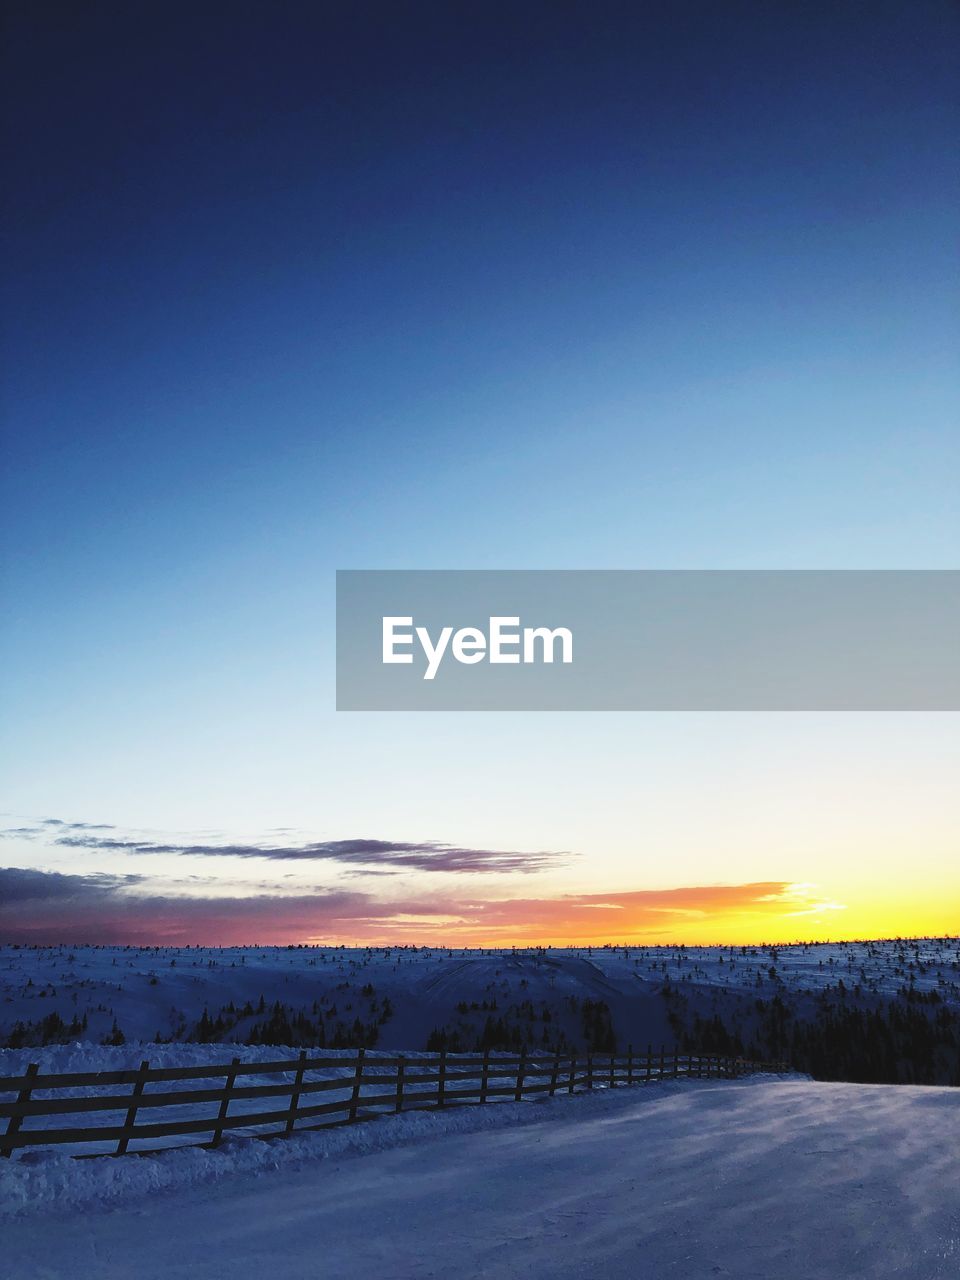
300,883,960,950
4,873,957,949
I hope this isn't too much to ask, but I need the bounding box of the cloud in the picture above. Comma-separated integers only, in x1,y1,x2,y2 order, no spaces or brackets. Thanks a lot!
0,819,116,840
0,868,837,946
44,829,566,874
0,866,382,945
43,819,115,830
0,866,144,902
456,883,827,939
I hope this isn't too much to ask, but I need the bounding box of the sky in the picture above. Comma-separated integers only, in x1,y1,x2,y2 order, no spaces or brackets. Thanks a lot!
1,1,958,946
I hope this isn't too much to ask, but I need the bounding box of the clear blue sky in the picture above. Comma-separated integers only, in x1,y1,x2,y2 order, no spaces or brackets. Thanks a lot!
1,2,957,943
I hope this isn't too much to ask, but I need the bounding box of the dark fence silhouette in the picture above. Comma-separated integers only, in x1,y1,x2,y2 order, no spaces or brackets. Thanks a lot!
0,1046,789,1159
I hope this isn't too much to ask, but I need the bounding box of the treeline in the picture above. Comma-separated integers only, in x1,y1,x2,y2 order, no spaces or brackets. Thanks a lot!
427,997,616,1055
184,992,393,1049
3,1010,88,1048
666,986,960,1085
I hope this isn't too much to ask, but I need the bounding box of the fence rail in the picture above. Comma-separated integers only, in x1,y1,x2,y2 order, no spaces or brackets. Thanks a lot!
0,1046,789,1158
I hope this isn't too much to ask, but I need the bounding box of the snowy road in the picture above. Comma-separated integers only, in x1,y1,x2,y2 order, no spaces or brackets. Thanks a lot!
5,1078,960,1279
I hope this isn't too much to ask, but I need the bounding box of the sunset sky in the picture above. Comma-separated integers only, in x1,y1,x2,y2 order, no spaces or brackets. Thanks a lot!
1,3,958,946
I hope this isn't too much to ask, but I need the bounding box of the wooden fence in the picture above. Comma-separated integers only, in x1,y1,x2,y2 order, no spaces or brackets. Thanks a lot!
0,1046,789,1159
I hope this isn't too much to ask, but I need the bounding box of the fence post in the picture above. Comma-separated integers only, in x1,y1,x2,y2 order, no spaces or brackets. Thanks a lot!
549,1049,560,1097
437,1048,447,1108
567,1054,576,1094
480,1047,490,1103
2,1063,39,1158
285,1050,308,1135
514,1046,527,1102
349,1047,366,1121
212,1057,240,1147
587,1053,594,1090
660,1044,666,1078
396,1056,405,1112
646,1042,653,1081
608,1053,615,1088
627,1044,633,1085
116,1058,150,1156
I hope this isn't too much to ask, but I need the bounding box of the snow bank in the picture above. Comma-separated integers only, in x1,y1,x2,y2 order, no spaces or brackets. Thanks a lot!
0,1040,365,1078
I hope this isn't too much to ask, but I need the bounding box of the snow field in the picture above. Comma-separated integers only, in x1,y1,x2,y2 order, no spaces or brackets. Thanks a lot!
3,1075,958,1280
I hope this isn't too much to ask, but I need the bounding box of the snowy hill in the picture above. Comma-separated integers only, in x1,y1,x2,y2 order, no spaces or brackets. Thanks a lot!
3,939,958,1083
3,1074,958,1279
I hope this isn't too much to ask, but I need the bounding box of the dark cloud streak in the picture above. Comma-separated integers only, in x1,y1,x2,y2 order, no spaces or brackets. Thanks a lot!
0,866,145,902
0,866,441,945
52,833,565,874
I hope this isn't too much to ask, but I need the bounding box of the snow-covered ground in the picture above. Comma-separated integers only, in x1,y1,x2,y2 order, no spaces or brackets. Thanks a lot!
4,1075,959,1279
4,939,957,1051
